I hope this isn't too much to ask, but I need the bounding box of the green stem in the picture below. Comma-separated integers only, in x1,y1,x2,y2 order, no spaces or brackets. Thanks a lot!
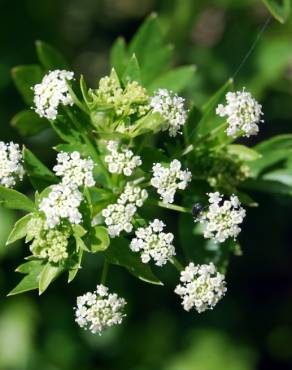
170,257,184,271
182,122,228,156
148,200,191,214
100,260,109,285
64,107,111,186
66,82,89,114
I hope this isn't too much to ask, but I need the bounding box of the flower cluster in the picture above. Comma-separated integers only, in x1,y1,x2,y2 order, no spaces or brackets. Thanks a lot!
0,141,24,188
26,215,70,263
150,89,187,137
75,284,126,335
91,73,149,117
197,192,246,243
151,160,191,204
130,219,175,266
216,89,264,137
53,151,95,187
33,69,74,120
175,262,227,313
39,183,83,228
102,183,148,237
104,141,142,176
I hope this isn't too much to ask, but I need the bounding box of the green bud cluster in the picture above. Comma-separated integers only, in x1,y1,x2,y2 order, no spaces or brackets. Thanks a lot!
88,70,150,119
27,215,70,264
194,151,250,193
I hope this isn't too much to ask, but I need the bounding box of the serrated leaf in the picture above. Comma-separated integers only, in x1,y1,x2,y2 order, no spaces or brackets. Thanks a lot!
6,213,32,245
11,65,43,105
110,37,128,78
38,263,63,294
90,226,110,252
23,147,58,191
11,110,49,136
0,186,35,212
147,65,196,94
105,237,162,285
262,0,290,23
8,260,44,296
36,40,69,70
68,249,83,283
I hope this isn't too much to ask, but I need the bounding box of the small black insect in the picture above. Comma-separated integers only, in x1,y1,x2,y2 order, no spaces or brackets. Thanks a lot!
191,203,204,219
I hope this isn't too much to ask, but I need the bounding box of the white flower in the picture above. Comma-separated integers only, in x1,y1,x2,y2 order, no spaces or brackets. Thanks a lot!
175,262,227,313
75,284,126,335
33,69,74,120
102,183,148,238
53,151,95,187
151,159,191,204
216,89,263,138
39,183,83,228
197,192,246,243
104,141,142,176
130,219,175,266
0,141,24,188
150,89,187,136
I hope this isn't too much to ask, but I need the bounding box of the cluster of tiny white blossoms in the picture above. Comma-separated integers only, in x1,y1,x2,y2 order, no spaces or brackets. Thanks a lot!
104,141,142,176
151,159,191,204
0,141,24,188
53,151,95,187
75,284,126,335
130,219,175,266
216,89,264,138
102,183,148,238
175,262,227,313
33,69,74,120
39,183,83,228
197,192,246,243
150,88,187,137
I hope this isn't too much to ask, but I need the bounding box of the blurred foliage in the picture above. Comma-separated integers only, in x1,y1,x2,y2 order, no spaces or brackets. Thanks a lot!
0,0,292,370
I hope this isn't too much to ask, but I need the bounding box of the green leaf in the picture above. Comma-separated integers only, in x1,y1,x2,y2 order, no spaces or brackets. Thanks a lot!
51,115,82,143
0,186,35,212
23,148,58,191
8,260,44,296
11,65,43,105
122,54,141,85
147,65,196,94
110,37,128,78
68,249,83,283
38,263,63,294
262,169,292,187
6,214,32,245
249,135,292,177
226,144,262,162
105,237,163,285
129,13,161,64
11,110,49,136
262,0,290,23
35,40,69,70
142,44,173,86
90,226,110,252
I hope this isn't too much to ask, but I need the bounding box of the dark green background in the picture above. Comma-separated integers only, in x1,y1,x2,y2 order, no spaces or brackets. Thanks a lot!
0,0,292,369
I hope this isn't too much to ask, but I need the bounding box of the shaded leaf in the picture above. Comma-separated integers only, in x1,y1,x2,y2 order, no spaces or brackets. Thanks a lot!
36,40,69,70
105,237,162,285
11,65,43,105
23,147,58,191
11,110,49,136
